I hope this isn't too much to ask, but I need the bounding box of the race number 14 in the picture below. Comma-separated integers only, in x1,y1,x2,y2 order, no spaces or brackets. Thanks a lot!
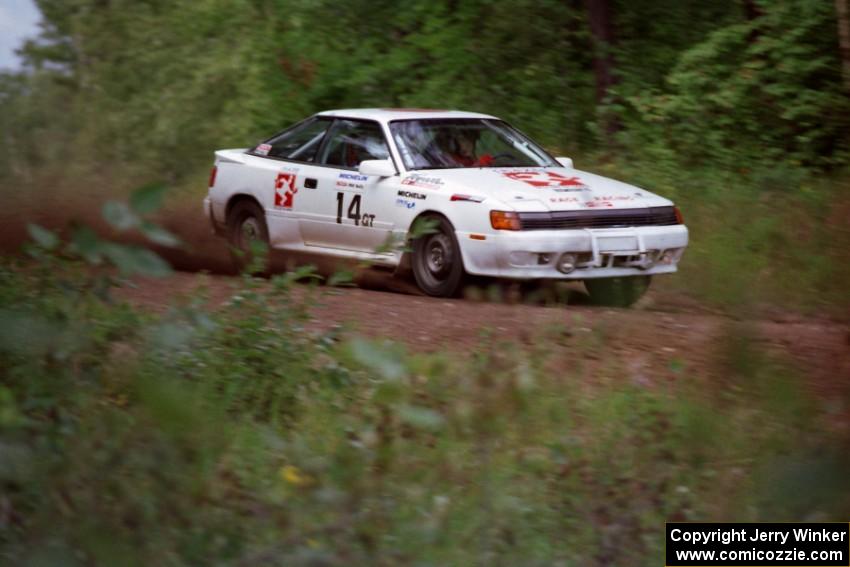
336,192,374,227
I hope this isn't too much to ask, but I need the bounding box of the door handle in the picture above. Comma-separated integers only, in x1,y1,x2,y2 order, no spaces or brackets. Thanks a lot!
304,178,317,189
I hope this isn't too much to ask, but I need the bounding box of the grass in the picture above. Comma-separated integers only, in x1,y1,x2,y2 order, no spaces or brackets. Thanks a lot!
1,238,848,565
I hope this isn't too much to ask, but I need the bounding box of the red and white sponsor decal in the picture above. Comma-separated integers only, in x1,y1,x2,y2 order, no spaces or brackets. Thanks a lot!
274,172,298,209
255,143,272,156
503,170,588,190
585,195,633,208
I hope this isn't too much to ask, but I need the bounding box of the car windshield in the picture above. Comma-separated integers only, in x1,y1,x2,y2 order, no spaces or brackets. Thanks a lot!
389,118,557,170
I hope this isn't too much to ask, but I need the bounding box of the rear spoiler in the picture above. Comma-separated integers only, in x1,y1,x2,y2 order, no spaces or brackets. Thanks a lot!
214,149,249,165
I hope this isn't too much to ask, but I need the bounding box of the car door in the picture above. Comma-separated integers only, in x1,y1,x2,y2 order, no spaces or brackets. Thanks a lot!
298,118,397,254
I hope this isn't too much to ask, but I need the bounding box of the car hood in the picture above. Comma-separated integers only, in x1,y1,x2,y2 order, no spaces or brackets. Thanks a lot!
402,167,672,211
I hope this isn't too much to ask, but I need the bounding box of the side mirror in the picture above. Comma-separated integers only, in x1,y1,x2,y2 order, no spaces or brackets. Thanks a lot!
555,157,574,168
359,159,396,177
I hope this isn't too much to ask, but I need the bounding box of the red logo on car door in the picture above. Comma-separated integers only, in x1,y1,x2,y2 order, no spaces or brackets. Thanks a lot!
274,172,298,208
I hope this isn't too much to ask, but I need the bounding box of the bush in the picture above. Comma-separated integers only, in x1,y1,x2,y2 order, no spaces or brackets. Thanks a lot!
631,0,849,169
1,223,848,565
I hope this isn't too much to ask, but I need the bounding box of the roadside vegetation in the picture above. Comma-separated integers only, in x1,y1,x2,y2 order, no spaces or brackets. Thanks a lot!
1,198,848,564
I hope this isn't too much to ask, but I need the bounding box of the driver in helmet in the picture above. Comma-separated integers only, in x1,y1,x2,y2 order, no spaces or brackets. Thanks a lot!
445,129,493,167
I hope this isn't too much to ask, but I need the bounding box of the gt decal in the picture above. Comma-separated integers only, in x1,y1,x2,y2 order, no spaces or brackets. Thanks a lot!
274,172,298,209
503,171,588,190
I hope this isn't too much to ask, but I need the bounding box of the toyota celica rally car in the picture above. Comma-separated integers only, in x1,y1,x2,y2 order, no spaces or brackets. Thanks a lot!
204,109,688,306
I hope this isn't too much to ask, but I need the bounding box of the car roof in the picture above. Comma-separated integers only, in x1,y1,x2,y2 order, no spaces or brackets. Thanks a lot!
316,108,497,123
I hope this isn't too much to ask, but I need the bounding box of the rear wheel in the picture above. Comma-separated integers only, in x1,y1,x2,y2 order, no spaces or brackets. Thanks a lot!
411,215,465,297
584,276,651,307
227,200,269,274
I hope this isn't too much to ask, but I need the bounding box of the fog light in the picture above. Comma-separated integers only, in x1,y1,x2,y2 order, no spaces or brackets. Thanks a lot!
557,253,577,274
660,249,678,265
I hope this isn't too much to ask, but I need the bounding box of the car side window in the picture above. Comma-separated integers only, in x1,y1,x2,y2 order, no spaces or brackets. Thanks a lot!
318,120,390,169
252,117,331,162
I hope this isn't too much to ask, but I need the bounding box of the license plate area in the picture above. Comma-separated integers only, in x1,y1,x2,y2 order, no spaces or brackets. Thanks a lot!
587,230,646,267
596,234,639,253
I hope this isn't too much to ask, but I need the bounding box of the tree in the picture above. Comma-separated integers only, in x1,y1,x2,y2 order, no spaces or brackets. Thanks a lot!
585,0,619,138
837,0,850,92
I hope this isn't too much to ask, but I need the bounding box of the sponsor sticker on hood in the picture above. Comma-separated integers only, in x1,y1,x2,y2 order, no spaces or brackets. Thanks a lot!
585,195,635,208
502,170,589,191
401,174,444,189
550,196,580,204
548,194,636,208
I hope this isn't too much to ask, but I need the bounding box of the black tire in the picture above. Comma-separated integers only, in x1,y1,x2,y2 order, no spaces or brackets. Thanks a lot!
411,215,465,297
584,276,651,308
227,200,270,274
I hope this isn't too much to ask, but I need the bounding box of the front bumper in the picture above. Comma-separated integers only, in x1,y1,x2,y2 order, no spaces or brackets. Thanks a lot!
457,225,688,280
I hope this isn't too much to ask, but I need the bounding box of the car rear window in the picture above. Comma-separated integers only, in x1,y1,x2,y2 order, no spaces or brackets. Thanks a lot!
251,117,332,162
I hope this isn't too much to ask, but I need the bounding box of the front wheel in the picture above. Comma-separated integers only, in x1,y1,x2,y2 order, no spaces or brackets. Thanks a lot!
584,276,651,308
411,216,465,297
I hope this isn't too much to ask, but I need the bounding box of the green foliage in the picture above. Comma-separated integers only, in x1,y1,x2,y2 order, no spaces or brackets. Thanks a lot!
628,0,848,167
26,224,59,250
164,270,339,424
1,255,848,565
129,182,169,215
3,0,845,185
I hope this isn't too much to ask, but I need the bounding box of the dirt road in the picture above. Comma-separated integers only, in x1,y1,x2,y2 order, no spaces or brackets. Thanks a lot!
115,268,850,414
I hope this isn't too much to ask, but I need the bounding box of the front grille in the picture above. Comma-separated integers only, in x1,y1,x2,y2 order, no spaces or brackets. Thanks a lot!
518,206,678,231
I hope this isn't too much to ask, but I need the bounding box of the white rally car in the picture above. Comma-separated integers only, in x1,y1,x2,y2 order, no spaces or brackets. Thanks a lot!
204,109,688,306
